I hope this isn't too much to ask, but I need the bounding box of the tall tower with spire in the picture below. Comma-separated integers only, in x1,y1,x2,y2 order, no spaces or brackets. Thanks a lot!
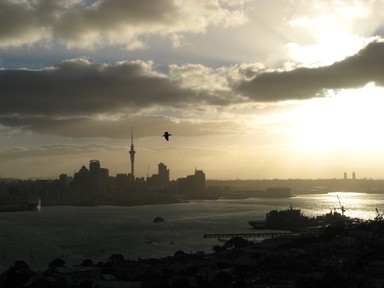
129,127,136,176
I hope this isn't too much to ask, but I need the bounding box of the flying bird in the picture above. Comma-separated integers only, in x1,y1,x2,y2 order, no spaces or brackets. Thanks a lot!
163,131,171,141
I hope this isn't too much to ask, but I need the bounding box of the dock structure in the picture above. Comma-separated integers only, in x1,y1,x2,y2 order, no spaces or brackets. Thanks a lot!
204,232,295,241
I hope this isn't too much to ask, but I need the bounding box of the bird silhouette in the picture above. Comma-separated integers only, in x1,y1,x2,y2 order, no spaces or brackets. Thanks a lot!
163,131,171,141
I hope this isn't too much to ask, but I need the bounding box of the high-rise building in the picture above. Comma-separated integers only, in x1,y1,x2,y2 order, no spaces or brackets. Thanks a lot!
158,162,170,189
194,169,206,194
176,169,206,195
89,160,108,202
129,127,136,176
73,165,90,201
352,171,356,180
90,160,101,202
344,172,347,179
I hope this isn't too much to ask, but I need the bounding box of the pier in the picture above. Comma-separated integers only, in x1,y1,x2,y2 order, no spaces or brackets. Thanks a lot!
204,232,296,241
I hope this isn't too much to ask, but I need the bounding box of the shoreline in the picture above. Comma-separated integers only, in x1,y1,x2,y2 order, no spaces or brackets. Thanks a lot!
0,193,295,213
2,219,384,287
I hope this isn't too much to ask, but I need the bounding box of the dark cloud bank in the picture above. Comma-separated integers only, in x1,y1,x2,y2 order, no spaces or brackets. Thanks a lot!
1,40,384,137
0,0,178,47
237,40,384,101
0,0,242,49
0,59,196,116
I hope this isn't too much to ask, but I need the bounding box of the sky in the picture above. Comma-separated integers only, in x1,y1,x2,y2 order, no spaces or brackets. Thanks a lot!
1,0,384,180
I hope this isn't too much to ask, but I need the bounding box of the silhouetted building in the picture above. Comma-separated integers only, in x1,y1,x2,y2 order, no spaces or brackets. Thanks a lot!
194,169,206,194
99,167,109,200
344,172,347,179
176,169,206,196
73,160,109,204
58,173,69,200
158,162,170,189
113,173,135,201
73,165,90,202
147,174,160,191
147,163,170,192
352,171,356,180
89,160,101,203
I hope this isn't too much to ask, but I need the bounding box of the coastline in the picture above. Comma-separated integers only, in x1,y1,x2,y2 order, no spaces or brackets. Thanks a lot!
2,219,384,287
0,193,294,213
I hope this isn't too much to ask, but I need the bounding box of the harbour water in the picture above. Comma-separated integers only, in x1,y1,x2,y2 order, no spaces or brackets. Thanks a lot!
1,192,384,271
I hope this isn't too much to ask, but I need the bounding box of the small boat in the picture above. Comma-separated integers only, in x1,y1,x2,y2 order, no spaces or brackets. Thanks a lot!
0,197,41,212
153,216,165,223
27,196,41,211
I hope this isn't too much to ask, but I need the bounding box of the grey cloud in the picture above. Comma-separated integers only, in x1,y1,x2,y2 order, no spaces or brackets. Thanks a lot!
0,1,48,46
0,57,241,138
0,144,121,163
237,40,384,101
0,115,243,139
0,59,211,116
0,0,246,49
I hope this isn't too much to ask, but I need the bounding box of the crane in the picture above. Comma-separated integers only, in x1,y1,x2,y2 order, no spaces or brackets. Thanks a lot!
337,195,346,216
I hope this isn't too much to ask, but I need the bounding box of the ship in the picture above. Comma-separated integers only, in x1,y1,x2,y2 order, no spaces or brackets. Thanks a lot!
27,196,41,211
248,205,318,231
0,196,41,212
248,205,351,232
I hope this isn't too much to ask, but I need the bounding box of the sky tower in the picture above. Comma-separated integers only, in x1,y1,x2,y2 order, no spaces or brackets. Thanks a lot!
129,127,135,175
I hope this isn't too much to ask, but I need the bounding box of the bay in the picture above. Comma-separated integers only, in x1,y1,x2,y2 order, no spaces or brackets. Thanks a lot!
1,192,384,271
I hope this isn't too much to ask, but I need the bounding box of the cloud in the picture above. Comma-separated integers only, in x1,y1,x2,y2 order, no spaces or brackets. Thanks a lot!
236,40,384,101
3,40,384,139
0,56,248,138
0,114,246,139
0,143,115,160
0,56,248,116
0,58,223,116
0,0,247,49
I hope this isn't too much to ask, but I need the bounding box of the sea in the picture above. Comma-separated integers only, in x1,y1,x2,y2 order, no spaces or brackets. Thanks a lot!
1,192,384,271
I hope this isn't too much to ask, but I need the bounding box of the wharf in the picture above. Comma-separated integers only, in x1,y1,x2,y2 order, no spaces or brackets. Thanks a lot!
204,232,296,241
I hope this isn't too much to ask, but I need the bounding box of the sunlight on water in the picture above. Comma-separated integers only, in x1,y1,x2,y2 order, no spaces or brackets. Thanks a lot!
295,192,383,220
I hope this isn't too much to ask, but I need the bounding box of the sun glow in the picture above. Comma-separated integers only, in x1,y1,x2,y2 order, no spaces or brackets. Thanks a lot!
287,1,374,67
289,83,384,152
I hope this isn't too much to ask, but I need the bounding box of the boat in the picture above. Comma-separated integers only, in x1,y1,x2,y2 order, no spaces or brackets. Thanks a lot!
248,205,351,232
27,196,41,211
0,196,41,212
248,205,317,231
153,216,165,223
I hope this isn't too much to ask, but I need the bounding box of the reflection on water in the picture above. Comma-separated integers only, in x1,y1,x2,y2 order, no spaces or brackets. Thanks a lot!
1,192,384,271
295,192,384,220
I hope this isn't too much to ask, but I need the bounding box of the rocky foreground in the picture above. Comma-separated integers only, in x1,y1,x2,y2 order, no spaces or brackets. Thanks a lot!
2,220,384,288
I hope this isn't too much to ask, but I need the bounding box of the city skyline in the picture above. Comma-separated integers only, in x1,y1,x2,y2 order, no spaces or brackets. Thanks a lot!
2,1,384,180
